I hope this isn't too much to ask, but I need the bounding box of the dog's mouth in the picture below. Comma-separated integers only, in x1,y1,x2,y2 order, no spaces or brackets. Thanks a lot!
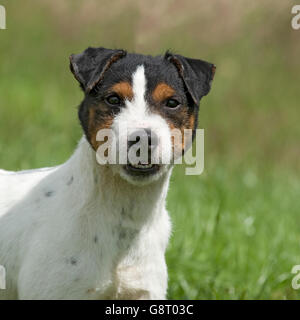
124,163,160,176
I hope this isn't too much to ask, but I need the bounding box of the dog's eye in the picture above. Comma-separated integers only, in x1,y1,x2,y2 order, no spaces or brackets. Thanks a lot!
105,94,122,106
165,98,180,109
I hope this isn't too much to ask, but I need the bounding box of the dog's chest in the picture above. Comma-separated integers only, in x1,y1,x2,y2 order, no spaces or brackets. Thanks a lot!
83,221,150,299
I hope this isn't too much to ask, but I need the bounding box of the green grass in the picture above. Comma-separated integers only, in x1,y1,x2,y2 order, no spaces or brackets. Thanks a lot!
0,0,300,299
167,166,300,299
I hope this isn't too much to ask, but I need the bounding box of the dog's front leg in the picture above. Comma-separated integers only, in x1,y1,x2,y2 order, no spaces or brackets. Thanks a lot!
114,260,168,300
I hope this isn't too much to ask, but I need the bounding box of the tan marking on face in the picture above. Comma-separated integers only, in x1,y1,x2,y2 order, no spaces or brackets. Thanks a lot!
152,83,175,103
189,113,195,130
168,120,184,159
88,107,113,151
111,81,133,101
166,109,196,159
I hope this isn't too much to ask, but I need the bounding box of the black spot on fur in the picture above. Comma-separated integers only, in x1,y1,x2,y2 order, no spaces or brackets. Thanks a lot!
67,176,74,186
45,191,54,197
119,229,127,240
70,257,77,265
118,227,138,243
94,236,98,243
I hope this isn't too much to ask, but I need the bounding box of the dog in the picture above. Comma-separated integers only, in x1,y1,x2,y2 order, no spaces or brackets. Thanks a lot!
0,47,215,299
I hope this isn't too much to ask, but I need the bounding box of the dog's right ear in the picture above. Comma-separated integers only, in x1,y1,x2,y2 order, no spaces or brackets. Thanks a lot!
69,47,127,93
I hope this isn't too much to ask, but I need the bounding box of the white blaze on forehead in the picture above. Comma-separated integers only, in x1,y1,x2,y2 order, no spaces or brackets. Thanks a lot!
111,63,173,169
126,65,147,114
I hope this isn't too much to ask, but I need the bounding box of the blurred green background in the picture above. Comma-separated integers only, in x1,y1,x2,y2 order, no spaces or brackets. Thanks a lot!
1,0,300,299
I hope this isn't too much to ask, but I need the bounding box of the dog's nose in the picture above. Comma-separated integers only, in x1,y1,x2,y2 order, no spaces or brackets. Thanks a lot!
128,128,158,150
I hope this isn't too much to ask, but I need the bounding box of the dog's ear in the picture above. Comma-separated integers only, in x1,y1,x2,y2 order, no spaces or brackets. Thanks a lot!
165,52,216,105
69,47,127,93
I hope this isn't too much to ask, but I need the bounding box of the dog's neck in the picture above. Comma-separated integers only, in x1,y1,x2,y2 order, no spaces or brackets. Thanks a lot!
63,137,172,225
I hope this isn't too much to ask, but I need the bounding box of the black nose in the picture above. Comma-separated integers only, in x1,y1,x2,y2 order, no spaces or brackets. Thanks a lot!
127,128,158,150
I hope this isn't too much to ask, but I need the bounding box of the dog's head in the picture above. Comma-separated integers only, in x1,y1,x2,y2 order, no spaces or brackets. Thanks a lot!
70,47,215,185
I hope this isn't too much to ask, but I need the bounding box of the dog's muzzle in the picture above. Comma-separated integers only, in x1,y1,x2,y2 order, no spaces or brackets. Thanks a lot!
125,128,160,176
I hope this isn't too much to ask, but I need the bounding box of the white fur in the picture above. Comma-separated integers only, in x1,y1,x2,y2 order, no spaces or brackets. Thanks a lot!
0,65,173,300
129,65,148,114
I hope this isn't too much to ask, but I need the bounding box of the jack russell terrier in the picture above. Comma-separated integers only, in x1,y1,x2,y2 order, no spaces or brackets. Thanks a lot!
0,47,215,299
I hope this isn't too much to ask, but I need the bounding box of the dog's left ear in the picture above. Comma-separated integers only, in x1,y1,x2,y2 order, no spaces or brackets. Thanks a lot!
165,52,216,105
69,47,127,93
